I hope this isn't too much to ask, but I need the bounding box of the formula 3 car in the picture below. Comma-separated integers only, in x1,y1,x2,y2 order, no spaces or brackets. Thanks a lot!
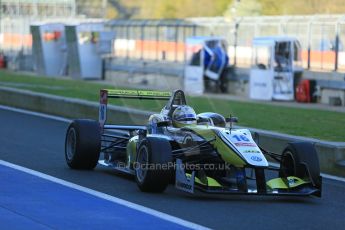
65,89,322,197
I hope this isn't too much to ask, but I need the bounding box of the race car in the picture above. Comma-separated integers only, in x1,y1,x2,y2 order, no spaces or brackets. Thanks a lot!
64,89,322,197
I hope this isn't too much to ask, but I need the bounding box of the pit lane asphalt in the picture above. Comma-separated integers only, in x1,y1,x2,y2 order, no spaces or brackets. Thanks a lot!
0,107,344,230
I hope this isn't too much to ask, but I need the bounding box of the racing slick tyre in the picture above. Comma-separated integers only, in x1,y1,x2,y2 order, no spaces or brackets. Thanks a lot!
279,142,321,187
65,119,101,170
135,137,173,193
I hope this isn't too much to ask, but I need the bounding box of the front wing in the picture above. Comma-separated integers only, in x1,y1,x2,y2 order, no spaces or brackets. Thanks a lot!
175,159,322,197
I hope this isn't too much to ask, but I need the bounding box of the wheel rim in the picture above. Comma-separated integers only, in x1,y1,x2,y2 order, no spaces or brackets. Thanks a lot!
136,145,149,183
66,127,76,161
281,151,295,176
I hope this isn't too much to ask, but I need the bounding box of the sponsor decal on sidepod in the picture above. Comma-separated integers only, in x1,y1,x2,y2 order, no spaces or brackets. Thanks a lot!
243,150,261,154
234,142,257,147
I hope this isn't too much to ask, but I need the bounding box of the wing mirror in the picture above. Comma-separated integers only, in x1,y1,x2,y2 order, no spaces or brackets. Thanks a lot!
225,117,238,123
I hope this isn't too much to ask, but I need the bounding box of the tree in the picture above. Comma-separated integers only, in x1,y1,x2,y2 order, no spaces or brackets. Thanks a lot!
77,0,345,19
224,0,262,17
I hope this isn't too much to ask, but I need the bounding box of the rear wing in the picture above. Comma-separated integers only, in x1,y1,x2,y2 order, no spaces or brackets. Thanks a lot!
99,89,172,129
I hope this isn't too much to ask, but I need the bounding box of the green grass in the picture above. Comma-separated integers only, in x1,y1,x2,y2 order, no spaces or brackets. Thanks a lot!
1,70,345,142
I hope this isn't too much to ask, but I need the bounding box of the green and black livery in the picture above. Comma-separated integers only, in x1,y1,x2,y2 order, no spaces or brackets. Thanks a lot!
65,89,322,197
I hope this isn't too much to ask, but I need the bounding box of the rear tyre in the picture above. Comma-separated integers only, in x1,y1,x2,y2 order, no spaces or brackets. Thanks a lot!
135,137,172,193
279,142,320,187
65,119,101,170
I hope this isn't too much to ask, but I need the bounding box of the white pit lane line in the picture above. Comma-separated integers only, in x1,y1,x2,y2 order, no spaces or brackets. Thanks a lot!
0,105,72,123
0,105,211,230
1,104,345,184
0,160,209,230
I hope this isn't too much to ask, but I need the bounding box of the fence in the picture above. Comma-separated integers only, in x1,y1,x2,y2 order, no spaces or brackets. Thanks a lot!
106,15,345,72
2,8,345,73
0,0,106,54
0,0,76,54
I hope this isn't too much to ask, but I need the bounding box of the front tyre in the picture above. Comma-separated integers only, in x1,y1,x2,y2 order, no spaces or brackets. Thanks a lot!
135,138,172,193
279,142,321,187
65,119,101,170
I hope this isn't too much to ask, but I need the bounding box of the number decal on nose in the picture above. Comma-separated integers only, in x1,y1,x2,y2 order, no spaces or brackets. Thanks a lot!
232,134,250,142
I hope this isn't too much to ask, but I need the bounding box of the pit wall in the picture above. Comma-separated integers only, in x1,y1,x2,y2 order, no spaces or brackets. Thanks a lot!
0,86,344,177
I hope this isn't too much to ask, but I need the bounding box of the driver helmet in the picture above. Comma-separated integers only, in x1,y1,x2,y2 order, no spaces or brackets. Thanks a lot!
172,105,197,127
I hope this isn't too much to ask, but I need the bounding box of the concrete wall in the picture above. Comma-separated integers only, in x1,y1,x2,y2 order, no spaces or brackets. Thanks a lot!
320,89,345,106
0,86,344,177
0,86,151,125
